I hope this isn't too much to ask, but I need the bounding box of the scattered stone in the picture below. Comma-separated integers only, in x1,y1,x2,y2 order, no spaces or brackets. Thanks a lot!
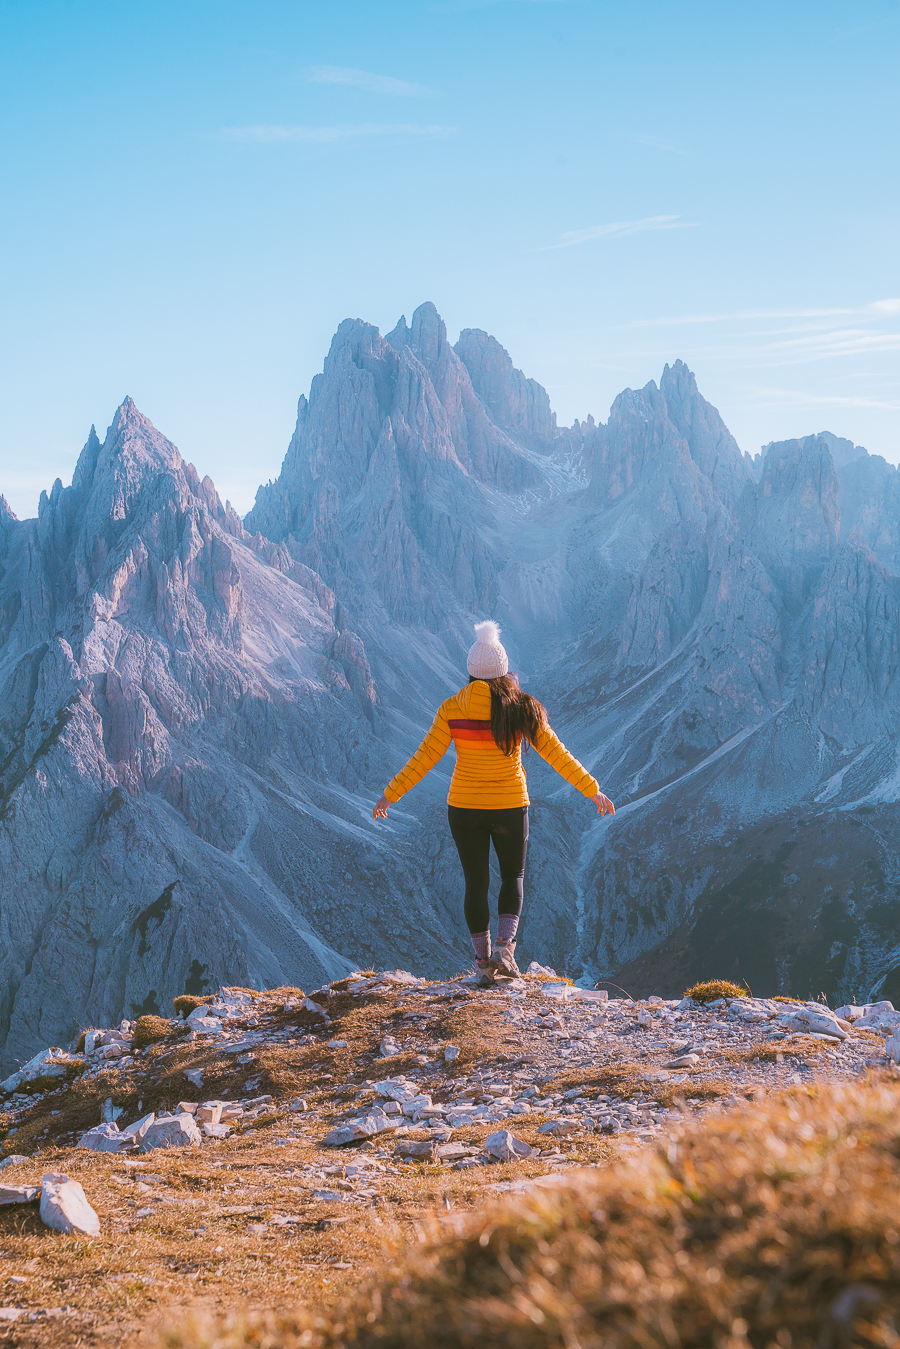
526,962,557,976
322,1121,377,1147
443,1045,460,1062
197,1104,223,1126
176,1102,198,1115
78,1123,128,1152
183,1068,204,1088
885,1031,900,1064
394,1139,438,1161
138,1115,202,1151
302,998,329,1018
121,1113,156,1142
0,1156,29,1170
379,1037,400,1057
0,1184,39,1205
483,1129,533,1161
328,1039,348,1049
101,1097,123,1124
538,1119,581,1138
39,1173,100,1236
664,1054,701,1069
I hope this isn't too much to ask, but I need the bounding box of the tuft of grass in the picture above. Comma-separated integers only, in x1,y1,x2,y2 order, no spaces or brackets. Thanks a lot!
684,979,747,1003
161,1077,900,1349
173,994,209,1018
133,1015,172,1049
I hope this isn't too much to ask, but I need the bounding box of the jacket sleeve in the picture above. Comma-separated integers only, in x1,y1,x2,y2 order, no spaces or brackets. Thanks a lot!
530,724,599,799
384,704,453,802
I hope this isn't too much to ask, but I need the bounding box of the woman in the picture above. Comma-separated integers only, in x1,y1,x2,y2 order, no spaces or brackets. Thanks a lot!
373,621,614,986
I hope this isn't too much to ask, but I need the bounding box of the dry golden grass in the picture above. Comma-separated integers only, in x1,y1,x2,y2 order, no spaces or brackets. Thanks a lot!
133,1015,171,1048
173,995,209,1018
158,1075,900,1349
684,979,747,1002
545,1061,734,1108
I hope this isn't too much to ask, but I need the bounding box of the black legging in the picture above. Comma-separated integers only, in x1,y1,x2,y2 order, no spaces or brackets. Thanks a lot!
447,805,529,933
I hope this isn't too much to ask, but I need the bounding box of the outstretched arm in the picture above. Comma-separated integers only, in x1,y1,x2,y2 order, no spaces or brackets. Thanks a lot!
373,707,452,819
531,724,614,813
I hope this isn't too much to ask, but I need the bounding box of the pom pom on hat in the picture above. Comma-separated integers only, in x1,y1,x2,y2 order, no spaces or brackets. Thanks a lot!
467,619,509,679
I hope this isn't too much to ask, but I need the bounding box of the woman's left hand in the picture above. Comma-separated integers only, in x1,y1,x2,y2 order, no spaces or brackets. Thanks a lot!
373,795,391,820
593,792,615,816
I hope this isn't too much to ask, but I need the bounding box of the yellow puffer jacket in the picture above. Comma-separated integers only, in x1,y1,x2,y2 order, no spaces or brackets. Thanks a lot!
384,680,599,809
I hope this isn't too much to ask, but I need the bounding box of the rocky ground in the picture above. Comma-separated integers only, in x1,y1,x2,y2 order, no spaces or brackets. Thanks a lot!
1,968,899,1346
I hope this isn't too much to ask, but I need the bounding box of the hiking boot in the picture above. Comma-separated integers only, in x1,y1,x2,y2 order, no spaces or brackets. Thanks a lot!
473,960,496,988
490,940,520,979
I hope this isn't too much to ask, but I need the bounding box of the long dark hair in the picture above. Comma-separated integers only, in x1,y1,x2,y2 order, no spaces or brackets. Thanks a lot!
469,673,548,756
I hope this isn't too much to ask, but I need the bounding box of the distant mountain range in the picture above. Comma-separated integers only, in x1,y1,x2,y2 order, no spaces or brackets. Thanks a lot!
2,301,899,1070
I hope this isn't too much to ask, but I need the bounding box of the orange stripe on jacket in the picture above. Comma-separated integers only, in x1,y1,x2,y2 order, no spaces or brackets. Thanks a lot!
384,680,599,810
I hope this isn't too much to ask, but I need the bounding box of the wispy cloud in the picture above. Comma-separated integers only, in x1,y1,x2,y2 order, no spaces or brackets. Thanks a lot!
748,387,900,412
305,65,436,97
623,299,900,329
540,215,696,250
219,123,456,144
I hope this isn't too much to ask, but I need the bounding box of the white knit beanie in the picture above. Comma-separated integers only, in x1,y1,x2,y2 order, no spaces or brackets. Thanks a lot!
466,620,509,679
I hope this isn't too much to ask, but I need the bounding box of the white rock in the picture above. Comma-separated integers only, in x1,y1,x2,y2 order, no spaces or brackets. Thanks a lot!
854,1004,900,1032
0,1156,28,1170
186,1005,213,1023
483,1129,532,1161
525,962,557,977
121,1112,156,1141
202,1122,231,1138
83,1031,103,1054
443,1045,460,1062
377,971,421,986
322,1120,378,1146
537,1119,581,1138
183,1068,204,1088
542,982,571,1001
379,1037,400,1057
78,1123,127,1152
664,1054,701,1068
783,1008,849,1040
885,1032,900,1064
101,1097,124,1123
302,998,329,1018
327,1039,348,1048
372,1077,419,1102
0,1184,39,1205
1,1047,80,1094
138,1114,202,1151
39,1173,100,1236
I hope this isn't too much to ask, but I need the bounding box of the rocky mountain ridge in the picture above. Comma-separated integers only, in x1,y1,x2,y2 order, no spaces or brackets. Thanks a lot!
2,300,899,1071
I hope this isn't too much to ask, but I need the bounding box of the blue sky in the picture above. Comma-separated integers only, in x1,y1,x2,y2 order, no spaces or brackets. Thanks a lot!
1,0,898,518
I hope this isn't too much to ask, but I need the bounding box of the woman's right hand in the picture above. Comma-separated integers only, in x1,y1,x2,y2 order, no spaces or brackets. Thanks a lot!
593,792,615,816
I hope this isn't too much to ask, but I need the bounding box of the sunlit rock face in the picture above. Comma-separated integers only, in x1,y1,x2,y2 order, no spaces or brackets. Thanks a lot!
3,303,900,1069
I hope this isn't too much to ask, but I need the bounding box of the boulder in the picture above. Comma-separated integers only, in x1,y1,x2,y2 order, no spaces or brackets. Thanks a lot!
138,1114,202,1151
39,1173,100,1236
483,1129,533,1161
0,1184,39,1205
121,1112,156,1142
78,1123,128,1152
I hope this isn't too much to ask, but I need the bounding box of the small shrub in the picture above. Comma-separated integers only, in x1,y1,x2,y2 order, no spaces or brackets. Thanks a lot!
173,995,208,1018
684,979,747,1003
133,1015,171,1048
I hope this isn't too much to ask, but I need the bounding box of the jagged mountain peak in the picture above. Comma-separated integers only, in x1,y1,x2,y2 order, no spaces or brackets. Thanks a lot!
455,327,555,446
